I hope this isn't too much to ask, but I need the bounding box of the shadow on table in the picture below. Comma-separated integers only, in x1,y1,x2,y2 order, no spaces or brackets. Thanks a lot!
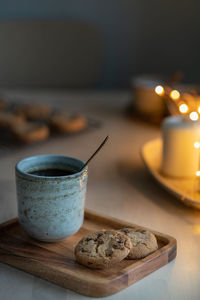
118,159,200,222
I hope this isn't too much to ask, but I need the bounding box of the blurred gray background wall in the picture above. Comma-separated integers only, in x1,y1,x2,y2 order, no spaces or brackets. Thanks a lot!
0,0,199,88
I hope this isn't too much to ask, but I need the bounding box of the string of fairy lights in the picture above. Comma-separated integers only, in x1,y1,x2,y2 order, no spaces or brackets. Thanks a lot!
154,85,200,121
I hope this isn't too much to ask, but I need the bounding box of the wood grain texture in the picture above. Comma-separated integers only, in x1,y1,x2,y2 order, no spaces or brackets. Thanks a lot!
0,209,176,298
141,138,200,209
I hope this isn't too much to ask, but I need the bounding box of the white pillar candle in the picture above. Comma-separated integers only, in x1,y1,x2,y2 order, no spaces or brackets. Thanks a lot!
162,116,200,178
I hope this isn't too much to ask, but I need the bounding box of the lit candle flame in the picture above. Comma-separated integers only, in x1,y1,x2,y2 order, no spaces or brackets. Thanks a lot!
189,111,199,121
170,90,180,100
155,85,164,96
198,106,200,114
179,103,188,114
194,142,200,149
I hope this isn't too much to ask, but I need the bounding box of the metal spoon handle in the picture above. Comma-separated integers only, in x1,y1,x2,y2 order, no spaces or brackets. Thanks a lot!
80,136,109,171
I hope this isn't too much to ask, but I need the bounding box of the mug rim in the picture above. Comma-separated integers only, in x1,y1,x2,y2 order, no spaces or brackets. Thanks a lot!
15,154,88,180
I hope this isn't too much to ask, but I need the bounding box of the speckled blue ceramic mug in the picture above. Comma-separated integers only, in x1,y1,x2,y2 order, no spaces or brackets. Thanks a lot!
15,154,88,242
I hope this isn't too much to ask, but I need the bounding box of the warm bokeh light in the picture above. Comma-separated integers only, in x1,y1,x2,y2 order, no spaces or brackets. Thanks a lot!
196,171,200,176
170,90,180,100
198,106,200,114
194,142,200,149
189,111,199,121
155,85,164,96
192,225,200,235
179,103,188,114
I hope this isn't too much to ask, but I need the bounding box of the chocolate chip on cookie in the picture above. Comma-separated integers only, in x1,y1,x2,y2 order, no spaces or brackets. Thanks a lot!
105,249,113,256
85,237,92,242
121,228,130,234
74,230,131,269
120,228,158,259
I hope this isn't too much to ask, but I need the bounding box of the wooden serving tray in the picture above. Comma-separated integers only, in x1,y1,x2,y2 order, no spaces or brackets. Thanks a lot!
0,210,176,298
141,138,200,209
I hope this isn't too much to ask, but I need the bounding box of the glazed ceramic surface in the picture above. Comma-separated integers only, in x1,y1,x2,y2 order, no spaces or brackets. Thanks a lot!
15,155,88,242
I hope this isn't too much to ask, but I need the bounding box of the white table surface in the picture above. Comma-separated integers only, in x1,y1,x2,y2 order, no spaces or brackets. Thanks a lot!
0,90,200,300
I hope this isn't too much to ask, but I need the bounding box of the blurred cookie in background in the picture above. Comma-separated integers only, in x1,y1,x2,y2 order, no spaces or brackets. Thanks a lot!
15,103,51,121
11,122,49,143
0,111,25,128
50,113,87,133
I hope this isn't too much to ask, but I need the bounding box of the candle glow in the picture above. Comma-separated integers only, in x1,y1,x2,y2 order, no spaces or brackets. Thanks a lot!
196,171,200,176
170,90,180,100
162,116,200,177
194,142,200,149
189,112,199,121
198,106,200,114
179,103,188,114
155,85,164,96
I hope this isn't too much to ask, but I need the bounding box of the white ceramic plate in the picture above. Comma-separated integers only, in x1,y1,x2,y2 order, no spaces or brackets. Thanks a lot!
141,138,200,209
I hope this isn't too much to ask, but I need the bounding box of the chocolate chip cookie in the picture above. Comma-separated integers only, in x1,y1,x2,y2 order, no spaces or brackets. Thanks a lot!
120,228,158,259
75,230,131,269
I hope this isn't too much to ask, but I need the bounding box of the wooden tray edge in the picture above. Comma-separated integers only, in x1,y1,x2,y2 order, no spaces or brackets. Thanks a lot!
0,210,177,298
85,209,177,245
140,138,200,209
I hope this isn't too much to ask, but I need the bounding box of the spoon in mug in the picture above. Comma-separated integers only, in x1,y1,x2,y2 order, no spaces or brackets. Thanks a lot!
80,136,109,172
